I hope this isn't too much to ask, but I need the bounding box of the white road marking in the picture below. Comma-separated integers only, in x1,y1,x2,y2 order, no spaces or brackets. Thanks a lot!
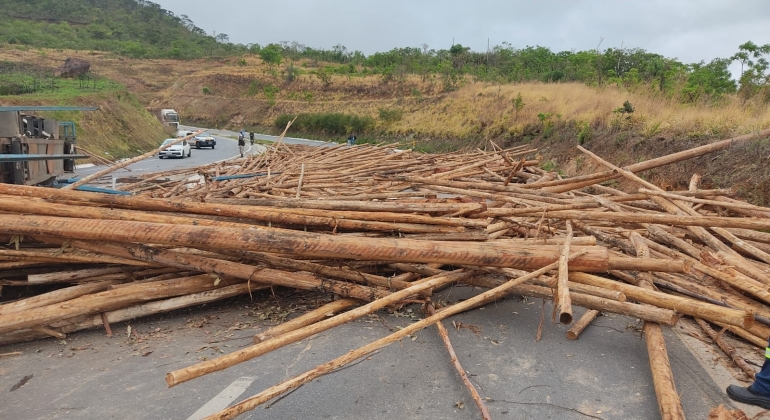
186,376,256,420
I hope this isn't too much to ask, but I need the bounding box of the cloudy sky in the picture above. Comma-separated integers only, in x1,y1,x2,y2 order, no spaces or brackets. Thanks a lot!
154,0,768,76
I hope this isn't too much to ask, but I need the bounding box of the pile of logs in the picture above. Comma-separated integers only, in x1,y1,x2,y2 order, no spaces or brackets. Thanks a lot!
1,128,770,419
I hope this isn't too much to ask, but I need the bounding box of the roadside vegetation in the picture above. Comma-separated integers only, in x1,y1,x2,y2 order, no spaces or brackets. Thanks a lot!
0,58,165,159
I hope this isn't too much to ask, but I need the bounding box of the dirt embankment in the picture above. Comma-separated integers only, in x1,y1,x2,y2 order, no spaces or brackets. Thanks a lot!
513,124,770,206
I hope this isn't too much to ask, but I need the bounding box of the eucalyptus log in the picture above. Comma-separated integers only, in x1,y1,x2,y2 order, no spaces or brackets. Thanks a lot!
544,129,770,193
223,250,412,290
0,248,148,267
28,266,133,284
728,228,770,245
556,221,574,324
2,215,623,272
566,310,600,340
0,280,119,316
569,272,753,328
630,232,685,420
714,321,767,349
481,282,679,326
0,274,236,334
65,241,390,303
0,284,265,346
426,304,491,420
0,185,467,233
537,209,770,231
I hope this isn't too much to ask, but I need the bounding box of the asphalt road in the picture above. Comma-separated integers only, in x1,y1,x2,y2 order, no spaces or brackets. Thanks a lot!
0,287,750,420
72,128,267,184
197,125,334,148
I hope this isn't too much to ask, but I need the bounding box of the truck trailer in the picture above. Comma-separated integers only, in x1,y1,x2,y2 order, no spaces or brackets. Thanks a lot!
0,106,92,185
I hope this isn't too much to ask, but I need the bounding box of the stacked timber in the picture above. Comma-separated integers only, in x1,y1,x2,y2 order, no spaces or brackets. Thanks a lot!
1,128,770,419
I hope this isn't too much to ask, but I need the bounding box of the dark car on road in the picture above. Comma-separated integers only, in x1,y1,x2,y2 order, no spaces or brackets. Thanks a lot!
193,134,216,149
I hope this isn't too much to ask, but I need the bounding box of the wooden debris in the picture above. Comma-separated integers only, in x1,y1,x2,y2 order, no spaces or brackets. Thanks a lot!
0,134,769,418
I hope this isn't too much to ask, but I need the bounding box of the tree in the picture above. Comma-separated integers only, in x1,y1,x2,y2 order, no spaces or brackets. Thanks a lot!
259,44,283,68
215,33,230,44
681,58,736,102
730,41,770,99
449,43,469,57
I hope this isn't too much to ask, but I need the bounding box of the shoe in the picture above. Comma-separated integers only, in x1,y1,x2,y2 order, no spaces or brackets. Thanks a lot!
726,385,770,409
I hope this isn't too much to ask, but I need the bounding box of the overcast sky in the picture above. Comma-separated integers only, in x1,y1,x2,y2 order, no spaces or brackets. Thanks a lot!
154,0,769,76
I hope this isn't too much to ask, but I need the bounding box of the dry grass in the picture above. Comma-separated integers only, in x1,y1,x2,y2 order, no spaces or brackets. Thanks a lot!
154,64,770,141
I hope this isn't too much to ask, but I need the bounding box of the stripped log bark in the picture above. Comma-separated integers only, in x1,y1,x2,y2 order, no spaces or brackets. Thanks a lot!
0,274,237,334
630,232,685,420
556,221,574,324
0,214,658,272
566,310,600,340
568,272,754,328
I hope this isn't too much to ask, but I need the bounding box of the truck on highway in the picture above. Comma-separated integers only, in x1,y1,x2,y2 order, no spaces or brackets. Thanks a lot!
153,108,180,134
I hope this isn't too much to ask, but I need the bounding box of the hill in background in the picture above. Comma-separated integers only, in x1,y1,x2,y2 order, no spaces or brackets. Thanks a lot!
0,0,231,59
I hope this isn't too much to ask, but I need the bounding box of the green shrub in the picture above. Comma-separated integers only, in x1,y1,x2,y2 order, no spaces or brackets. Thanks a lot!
202,86,211,94
577,121,592,145
263,84,279,106
247,79,260,96
512,92,525,113
378,108,403,123
275,113,375,135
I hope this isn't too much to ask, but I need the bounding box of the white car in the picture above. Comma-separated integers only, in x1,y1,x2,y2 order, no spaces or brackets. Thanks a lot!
158,138,191,159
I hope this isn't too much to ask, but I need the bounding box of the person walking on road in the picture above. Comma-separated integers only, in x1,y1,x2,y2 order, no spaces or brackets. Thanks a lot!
249,131,255,145
238,135,246,158
727,338,770,409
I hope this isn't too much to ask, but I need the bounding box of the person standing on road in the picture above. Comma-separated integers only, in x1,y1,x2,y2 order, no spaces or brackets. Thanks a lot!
249,131,255,145
727,339,770,409
238,135,246,158
347,134,355,146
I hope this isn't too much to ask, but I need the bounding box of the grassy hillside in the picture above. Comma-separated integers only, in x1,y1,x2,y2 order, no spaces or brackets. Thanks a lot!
0,0,230,59
143,55,769,141
0,48,168,159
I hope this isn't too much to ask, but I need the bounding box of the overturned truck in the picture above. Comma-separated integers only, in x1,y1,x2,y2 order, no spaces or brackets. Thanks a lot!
0,106,92,185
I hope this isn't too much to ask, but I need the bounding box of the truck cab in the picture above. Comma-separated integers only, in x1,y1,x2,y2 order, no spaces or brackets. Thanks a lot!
158,109,180,133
